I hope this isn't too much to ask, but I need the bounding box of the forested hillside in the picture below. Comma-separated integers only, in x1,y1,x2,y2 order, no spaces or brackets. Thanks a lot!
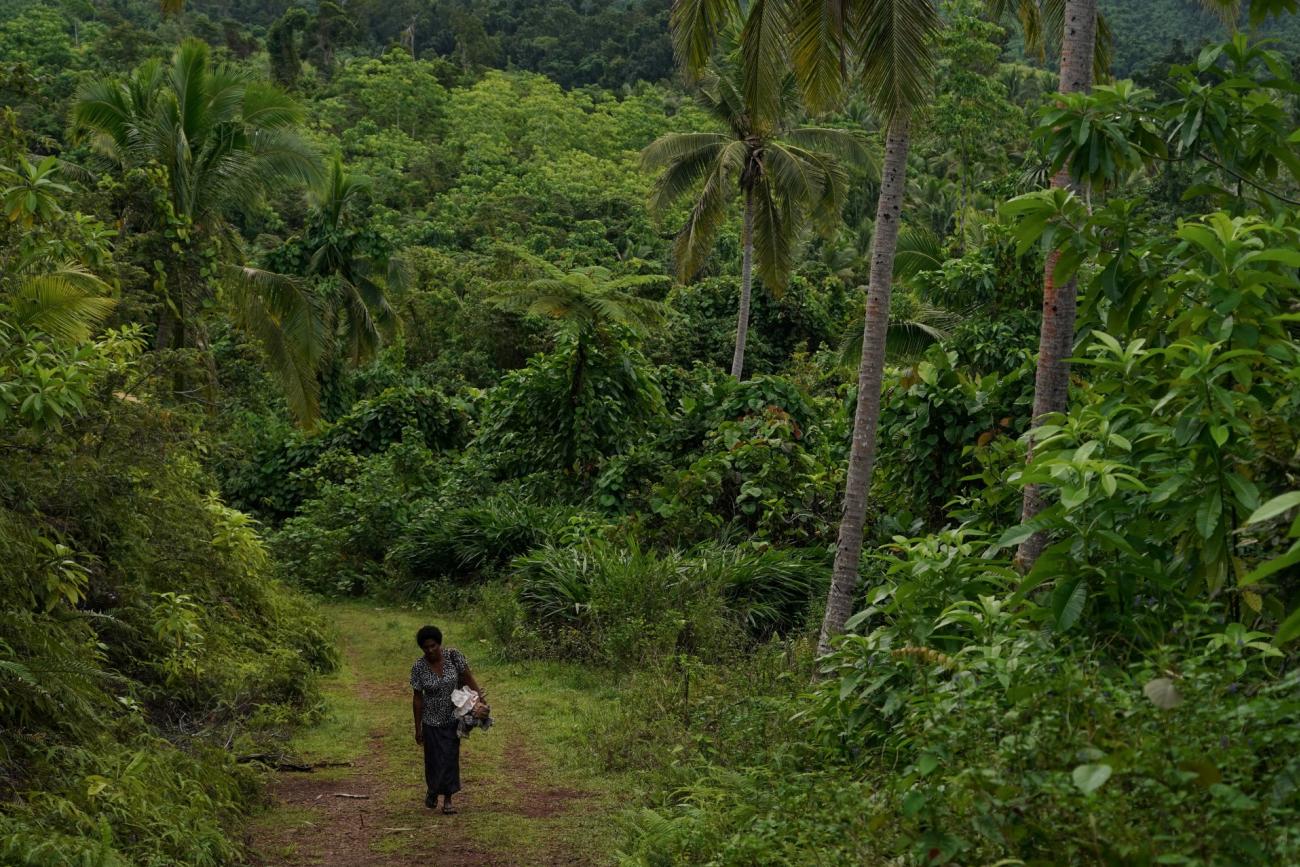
3,0,1300,864
1101,0,1300,76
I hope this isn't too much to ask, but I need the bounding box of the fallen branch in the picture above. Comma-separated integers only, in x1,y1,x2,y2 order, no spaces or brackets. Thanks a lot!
332,793,370,799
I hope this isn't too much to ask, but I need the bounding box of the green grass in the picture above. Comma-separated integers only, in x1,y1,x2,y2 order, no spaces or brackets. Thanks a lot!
251,601,632,864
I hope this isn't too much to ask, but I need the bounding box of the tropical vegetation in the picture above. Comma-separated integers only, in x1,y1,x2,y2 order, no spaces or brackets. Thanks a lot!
3,0,1300,864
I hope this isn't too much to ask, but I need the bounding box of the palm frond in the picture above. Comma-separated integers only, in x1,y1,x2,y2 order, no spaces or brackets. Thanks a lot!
785,126,876,177
790,0,851,112
242,81,305,129
673,140,745,281
783,144,851,233
739,0,791,127
640,132,731,170
310,157,371,226
761,143,821,210
224,265,328,427
353,275,398,338
642,133,729,217
855,0,940,122
893,224,945,283
170,39,216,142
246,127,324,191
10,268,117,342
670,0,742,78
751,178,798,290
839,296,957,364
337,278,382,364
986,0,1045,58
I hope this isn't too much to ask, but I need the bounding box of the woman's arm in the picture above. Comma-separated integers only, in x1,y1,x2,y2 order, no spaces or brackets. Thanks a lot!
462,668,484,698
413,691,424,744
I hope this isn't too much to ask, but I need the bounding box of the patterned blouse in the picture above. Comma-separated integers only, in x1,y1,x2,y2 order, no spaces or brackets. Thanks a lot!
410,650,468,727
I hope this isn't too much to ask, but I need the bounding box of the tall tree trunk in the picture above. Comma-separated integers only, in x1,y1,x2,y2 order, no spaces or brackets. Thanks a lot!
1015,0,1098,571
818,116,911,655
731,188,755,379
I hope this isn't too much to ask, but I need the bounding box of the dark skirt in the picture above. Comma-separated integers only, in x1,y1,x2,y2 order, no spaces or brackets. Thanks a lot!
422,721,461,797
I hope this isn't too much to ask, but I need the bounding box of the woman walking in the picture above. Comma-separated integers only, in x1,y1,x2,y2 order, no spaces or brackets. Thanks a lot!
410,624,485,814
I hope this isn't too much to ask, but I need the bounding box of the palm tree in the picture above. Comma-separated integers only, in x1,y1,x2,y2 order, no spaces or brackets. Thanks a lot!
72,39,326,424
642,50,870,379
793,0,942,653
299,158,401,366
669,0,942,653
992,0,1276,569
489,251,672,473
493,248,672,350
985,0,1100,569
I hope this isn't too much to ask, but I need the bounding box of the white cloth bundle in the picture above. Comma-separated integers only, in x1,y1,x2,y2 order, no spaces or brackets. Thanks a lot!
450,687,480,719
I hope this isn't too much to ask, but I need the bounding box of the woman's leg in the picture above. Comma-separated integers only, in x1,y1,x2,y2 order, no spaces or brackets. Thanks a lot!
425,722,463,808
422,723,438,807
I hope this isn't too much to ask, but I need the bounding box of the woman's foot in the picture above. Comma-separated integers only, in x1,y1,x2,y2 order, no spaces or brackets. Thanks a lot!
441,797,458,815
425,793,437,809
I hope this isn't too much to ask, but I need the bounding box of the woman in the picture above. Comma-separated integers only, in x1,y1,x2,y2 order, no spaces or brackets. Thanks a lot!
410,624,485,814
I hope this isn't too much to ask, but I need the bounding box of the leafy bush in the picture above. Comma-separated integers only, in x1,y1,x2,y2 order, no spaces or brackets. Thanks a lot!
222,382,470,520
387,494,592,586
0,331,336,865
272,431,440,595
641,374,846,546
476,334,665,479
502,541,826,666
619,531,1300,866
874,348,1034,528
0,735,259,867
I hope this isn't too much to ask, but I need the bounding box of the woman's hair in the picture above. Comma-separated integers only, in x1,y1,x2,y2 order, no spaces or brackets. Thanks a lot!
415,625,442,648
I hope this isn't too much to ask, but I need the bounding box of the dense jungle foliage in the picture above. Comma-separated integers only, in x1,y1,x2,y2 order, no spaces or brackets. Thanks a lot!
3,0,1300,864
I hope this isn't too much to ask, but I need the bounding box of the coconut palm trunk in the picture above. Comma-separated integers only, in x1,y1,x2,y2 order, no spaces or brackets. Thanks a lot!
1015,0,1098,570
731,187,756,378
818,116,912,654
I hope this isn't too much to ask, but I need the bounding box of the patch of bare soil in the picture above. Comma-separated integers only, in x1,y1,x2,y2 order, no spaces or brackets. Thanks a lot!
246,731,393,867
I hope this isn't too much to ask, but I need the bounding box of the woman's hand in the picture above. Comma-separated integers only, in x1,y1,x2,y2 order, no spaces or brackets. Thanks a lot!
415,726,424,746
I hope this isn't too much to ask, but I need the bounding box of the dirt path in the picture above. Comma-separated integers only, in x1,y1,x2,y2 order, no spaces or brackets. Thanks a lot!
246,604,627,866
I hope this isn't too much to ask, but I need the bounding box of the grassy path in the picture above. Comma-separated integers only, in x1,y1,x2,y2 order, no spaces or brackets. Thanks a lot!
246,603,631,866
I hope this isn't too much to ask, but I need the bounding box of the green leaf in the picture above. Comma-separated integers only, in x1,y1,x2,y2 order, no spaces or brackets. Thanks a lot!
997,522,1038,548
1241,542,1300,587
1196,490,1222,540
839,670,863,700
1072,763,1112,795
1143,677,1182,710
1247,249,1300,267
844,608,872,631
1100,474,1117,497
1224,474,1260,513
1052,578,1087,632
1275,606,1300,647
1245,491,1300,526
